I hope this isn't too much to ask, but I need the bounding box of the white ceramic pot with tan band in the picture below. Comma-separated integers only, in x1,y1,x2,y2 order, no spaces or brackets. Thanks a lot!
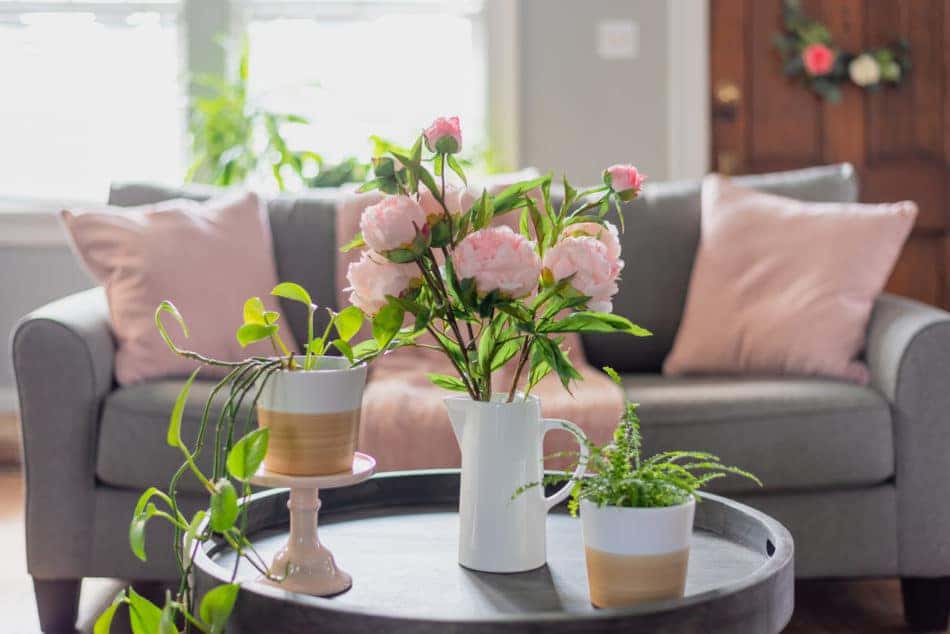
257,356,367,476
580,496,695,608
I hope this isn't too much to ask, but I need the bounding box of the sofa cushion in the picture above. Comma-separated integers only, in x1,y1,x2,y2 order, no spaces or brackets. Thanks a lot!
582,163,859,374
108,182,342,348
623,374,894,494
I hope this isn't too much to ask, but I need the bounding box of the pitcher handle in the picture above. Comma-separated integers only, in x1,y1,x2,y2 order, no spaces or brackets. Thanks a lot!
541,418,589,511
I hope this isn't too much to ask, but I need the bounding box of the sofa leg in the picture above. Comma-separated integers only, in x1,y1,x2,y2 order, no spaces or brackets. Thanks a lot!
33,578,80,633
902,577,950,632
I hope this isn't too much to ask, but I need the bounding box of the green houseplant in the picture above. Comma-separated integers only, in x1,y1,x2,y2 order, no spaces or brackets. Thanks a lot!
515,368,761,608
93,282,413,633
186,39,367,192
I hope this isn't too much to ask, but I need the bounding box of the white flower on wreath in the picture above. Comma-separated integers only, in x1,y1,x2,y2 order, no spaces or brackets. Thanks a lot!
849,54,881,87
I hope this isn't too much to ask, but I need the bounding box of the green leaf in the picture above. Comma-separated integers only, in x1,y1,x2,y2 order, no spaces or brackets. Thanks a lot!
332,338,354,362
473,188,493,230
536,336,582,392
183,510,207,567
159,599,177,634
271,282,312,306
129,514,148,562
94,591,126,634
236,323,277,347
373,303,404,349
242,297,266,325
539,312,652,336
128,588,163,634
334,305,364,341
155,301,190,353
491,337,523,371
199,583,240,634
353,339,379,359
427,373,468,392
447,154,467,185
434,153,444,177
227,428,269,481
340,231,366,252
167,368,201,448
477,325,495,372
210,479,239,532
384,247,417,264
603,366,622,385
357,177,382,193
306,337,325,355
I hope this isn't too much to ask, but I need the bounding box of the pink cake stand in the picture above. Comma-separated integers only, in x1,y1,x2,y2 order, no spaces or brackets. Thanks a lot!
249,452,376,596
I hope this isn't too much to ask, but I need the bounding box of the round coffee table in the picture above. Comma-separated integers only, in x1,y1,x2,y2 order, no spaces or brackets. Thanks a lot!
193,470,794,633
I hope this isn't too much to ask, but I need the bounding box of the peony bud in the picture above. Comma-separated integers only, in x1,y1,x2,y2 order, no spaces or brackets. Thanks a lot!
604,164,645,201
423,116,463,154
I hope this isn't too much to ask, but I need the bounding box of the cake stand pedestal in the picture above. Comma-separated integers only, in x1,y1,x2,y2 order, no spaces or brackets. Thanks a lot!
249,452,376,596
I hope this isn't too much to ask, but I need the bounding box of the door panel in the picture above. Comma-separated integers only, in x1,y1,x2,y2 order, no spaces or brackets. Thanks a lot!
711,0,950,307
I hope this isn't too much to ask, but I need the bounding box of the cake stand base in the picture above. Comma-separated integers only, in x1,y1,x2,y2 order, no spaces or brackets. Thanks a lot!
250,452,376,596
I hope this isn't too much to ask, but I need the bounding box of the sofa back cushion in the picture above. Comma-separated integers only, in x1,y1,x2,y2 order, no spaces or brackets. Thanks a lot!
63,192,286,385
109,183,342,348
580,163,859,373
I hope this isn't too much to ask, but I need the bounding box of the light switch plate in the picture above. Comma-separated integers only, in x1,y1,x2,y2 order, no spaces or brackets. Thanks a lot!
597,19,639,60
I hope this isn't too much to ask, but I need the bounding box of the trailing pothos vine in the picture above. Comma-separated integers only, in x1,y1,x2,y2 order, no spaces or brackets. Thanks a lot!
93,282,410,633
774,0,910,103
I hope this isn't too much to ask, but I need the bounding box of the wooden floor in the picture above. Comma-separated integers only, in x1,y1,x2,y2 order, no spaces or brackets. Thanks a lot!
0,413,940,633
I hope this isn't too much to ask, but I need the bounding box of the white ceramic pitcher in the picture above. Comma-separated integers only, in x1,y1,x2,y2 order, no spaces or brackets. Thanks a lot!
444,393,589,573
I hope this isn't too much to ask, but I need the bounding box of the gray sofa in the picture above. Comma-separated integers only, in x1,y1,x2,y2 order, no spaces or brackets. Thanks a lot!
12,164,950,631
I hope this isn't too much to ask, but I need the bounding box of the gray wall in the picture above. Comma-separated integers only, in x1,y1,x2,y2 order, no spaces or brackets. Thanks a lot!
2,246,93,407
520,0,670,184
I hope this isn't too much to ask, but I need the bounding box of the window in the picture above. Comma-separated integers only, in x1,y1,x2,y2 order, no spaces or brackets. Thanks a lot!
241,0,487,164
0,1,184,202
0,0,490,204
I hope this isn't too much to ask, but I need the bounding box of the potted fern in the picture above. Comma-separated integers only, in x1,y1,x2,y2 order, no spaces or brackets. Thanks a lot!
516,368,761,609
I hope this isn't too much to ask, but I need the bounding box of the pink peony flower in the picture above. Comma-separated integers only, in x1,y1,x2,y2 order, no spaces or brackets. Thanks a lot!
360,195,428,254
560,222,624,277
346,250,421,316
802,43,835,76
453,226,541,299
543,236,619,313
423,116,462,154
605,164,645,195
419,184,477,222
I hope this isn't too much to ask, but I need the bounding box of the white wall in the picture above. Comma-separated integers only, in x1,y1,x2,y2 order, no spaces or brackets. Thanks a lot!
519,0,671,184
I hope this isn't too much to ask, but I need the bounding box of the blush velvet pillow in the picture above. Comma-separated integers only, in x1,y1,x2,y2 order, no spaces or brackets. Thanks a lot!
61,191,289,385
663,175,917,383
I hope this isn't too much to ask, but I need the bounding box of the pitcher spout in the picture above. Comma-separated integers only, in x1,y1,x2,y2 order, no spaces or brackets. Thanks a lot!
443,396,468,444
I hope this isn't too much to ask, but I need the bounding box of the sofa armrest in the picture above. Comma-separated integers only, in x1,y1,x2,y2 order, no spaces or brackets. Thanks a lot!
10,287,115,579
866,293,950,576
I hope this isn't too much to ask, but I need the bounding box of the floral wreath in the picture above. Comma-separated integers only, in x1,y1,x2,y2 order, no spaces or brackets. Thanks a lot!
773,0,911,102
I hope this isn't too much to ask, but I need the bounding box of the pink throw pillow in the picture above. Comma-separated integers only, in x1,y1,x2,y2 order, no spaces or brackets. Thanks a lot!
663,175,917,383
61,192,290,385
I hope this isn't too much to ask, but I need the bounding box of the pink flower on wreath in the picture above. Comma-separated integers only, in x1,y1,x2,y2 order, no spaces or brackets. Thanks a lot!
419,184,477,223
423,116,462,154
605,164,645,198
802,43,835,76
453,226,541,299
346,250,421,316
559,221,624,278
360,195,427,253
543,236,619,313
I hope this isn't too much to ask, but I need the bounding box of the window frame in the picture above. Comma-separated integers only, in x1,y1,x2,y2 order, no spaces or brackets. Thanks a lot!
0,0,516,244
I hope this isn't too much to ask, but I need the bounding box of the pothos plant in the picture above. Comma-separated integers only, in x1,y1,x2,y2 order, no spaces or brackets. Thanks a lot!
93,282,408,633
343,116,650,401
514,368,761,512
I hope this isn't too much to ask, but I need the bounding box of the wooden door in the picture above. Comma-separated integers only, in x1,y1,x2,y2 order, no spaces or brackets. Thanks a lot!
711,0,949,307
